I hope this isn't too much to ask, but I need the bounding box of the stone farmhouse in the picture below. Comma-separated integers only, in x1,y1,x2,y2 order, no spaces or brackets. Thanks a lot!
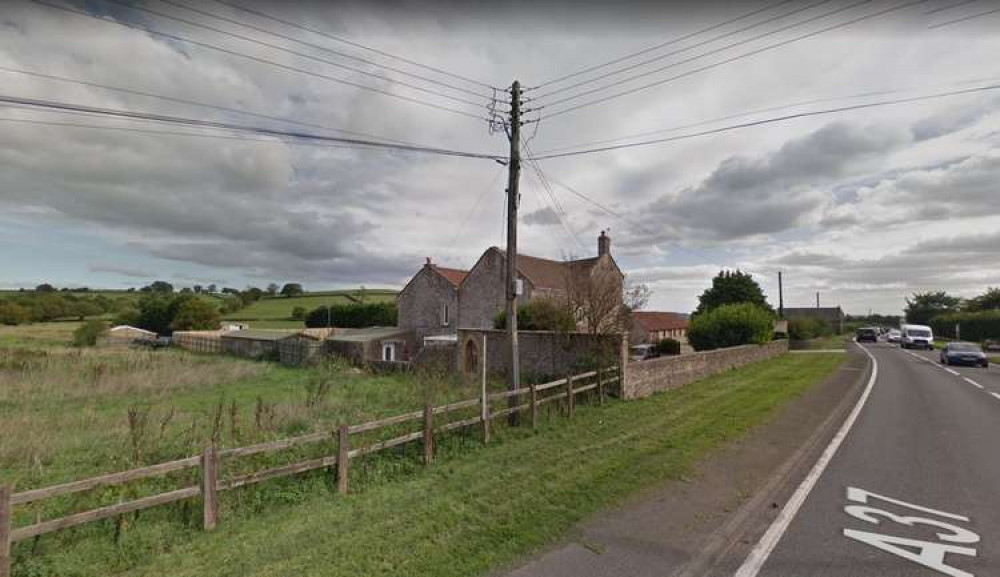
398,231,624,349
629,311,689,345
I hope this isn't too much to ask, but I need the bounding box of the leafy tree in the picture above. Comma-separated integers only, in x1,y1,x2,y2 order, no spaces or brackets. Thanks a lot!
0,301,31,325
904,291,960,325
966,287,1000,312
280,283,304,298
24,294,67,322
69,301,104,321
115,306,141,327
694,270,772,316
291,306,307,321
266,283,280,296
179,287,193,294
170,298,221,331
35,283,56,293
221,287,239,294
133,295,175,334
73,319,108,347
687,303,774,351
142,281,174,294
192,284,203,294
206,284,217,293
239,287,264,305
494,299,577,332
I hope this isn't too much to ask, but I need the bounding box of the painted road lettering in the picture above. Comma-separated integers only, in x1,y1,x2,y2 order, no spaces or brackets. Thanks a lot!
843,487,978,577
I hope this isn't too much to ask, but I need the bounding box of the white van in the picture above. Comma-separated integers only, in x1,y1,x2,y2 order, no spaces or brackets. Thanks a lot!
900,324,934,349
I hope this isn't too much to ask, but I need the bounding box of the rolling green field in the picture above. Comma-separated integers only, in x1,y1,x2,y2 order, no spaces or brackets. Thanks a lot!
1,321,843,577
221,290,397,322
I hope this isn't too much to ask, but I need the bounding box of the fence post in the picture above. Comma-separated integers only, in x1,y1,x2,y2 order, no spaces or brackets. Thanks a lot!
530,383,538,430
201,445,218,531
338,425,350,495
0,485,11,577
481,393,490,445
423,404,434,465
597,365,605,406
566,374,575,418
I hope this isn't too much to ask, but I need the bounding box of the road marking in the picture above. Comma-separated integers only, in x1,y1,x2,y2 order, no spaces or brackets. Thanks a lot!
733,342,878,577
943,367,960,376
991,392,1000,402
964,378,984,389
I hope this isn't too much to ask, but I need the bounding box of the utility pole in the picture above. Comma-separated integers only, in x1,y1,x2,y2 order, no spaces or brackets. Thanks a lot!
816,292,820,308
505,80,522,425
778,271,784,319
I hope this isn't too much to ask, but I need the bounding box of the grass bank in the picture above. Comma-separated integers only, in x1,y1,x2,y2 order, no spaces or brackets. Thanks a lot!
789,333,850,350
11,353,844,577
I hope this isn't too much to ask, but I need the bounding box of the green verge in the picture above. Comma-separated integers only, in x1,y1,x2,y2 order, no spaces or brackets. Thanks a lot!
13,353,844,577
789,334,850,350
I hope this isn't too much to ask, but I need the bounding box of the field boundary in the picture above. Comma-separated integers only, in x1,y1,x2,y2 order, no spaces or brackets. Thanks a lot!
0,365,620,577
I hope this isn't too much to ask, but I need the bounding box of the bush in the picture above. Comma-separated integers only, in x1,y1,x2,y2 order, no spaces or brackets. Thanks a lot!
0,301,31,325
493,299,577,332
930,310,1000,342
73,319,108,347
688,303,774,352
170,299,221,331
788,317,833,340
655,338,681,356
291,306,307,321
305,302,397,328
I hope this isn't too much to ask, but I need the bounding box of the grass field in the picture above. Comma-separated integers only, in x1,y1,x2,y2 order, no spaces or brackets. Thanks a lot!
2,321,843,577
222,290,396,322
789,333,851,350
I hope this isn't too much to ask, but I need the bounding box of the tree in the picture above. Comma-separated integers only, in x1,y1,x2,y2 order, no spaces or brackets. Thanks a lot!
206,284,217,294
69,301,103,321
563,261,625,334
280,283,304,298
0,301,30,325
239,287,264,305
694,270,772,316
966,287,1000,312
73,319,108,347
192,284,203,294
266,283,280,296
291,306,307,321
688,303,774,351
35,283,56,293
143,281,174,294
170,298,221,331
904,291,960,325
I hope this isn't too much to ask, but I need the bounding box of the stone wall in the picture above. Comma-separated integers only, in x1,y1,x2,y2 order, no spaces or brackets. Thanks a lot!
457,328,626,382
458,248,515,331
621,340,788,400
397,265,459,345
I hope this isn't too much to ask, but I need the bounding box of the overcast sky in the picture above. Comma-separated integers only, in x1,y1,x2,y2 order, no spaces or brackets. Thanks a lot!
1,0,998,314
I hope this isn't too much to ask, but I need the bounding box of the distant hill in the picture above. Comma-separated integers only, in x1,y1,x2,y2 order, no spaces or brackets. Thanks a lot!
221,289,398,324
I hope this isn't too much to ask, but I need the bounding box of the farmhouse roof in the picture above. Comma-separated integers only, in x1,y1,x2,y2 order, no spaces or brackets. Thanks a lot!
431,265,469,287
482,247,608,292
632,311,689,332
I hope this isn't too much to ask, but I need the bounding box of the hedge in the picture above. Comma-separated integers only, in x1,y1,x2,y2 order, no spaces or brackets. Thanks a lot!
494,299,577,332
930,310,1000,342
788,316,833,340
305,302,397,328
688,303,774,352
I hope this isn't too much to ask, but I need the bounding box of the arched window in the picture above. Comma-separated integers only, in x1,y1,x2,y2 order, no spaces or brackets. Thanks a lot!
464,338,479,373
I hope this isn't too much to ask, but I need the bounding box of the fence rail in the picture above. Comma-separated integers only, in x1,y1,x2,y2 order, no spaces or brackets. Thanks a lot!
0,365,620,577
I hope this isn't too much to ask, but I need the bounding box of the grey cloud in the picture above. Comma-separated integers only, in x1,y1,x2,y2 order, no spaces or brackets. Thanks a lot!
87,263,154,278
523,206,561,226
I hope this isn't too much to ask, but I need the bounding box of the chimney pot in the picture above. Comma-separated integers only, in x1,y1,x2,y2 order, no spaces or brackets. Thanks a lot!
426,257,432,265
598,230,611,256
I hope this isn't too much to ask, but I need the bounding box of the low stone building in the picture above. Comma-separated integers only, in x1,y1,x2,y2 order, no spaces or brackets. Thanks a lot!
326,327,409,365
220,330,295,359
397,259,466,346
629,311,689,345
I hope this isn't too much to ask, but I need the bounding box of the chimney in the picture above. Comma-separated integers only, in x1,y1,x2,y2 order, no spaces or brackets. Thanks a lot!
598,230,611,256
425,257,432,267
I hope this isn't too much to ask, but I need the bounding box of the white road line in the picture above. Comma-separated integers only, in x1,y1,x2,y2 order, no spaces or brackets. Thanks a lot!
733,342,878,577
991,392,1000,401
964,377,984,389
943,367,960,376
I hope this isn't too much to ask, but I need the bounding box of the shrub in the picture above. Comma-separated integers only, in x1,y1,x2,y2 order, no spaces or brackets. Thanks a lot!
170,298,221,331
688,303,774,352
788,317,833,340
291,306,307,321
73,319,108,347
305,302,397,328
655,338,681,356
930,310,1000,342
493,299,577,332
0,301,31,325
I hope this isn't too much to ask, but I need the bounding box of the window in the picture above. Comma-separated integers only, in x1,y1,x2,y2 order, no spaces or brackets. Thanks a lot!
382,343,395,362
441,302,450,326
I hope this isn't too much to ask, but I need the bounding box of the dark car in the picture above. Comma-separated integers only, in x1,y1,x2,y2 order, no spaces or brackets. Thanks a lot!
940,342,989,367
855,327,878,343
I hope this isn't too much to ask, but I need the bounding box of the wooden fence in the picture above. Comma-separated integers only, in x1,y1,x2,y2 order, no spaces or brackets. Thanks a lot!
0,366,620,577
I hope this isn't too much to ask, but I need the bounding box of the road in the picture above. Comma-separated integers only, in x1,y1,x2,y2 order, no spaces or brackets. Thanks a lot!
739,341,1000,577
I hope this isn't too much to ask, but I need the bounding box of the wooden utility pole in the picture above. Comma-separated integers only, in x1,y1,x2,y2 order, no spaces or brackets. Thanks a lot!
778,271,784,319
505,80,522,424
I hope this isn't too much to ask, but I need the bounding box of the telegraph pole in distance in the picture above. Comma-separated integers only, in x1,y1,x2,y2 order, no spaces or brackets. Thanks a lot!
505,80,522,425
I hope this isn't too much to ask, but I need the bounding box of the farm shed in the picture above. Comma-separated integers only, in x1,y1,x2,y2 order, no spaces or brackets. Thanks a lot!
101,325,156,347
172,330,226,353
326,327,409,365
278,331,329,366
220,330,296,359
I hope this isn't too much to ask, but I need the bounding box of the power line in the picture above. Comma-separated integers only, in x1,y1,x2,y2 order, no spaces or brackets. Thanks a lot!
925,0,984,15
529,82,1000,160
521,140,585,251
928,4,1000,26
537,0,872,111
523,163,585,252
99,0,489,109
207,0,497,91
0,65,425,147
532,0,797,89
533,73,1000,154
531,0,838,101
31,0,490,122
0,94,506,160
449,166,505,246
540,0,933,120
156,0,493,101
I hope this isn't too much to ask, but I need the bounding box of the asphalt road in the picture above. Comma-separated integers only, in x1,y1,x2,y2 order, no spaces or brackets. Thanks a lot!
743,341,1000,577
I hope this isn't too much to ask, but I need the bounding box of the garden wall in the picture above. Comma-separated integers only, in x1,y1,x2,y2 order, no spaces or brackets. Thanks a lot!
457,329,626,382
622,340,788,400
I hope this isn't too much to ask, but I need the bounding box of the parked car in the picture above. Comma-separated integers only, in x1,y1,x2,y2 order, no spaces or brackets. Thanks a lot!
133,336,171,349
900,324,934,349
629,344,658,362
886,329,901,343
940,342,989,367
855,327,878,343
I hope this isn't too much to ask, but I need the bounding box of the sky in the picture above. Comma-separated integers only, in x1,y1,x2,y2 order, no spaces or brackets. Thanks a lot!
1,0,998,315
